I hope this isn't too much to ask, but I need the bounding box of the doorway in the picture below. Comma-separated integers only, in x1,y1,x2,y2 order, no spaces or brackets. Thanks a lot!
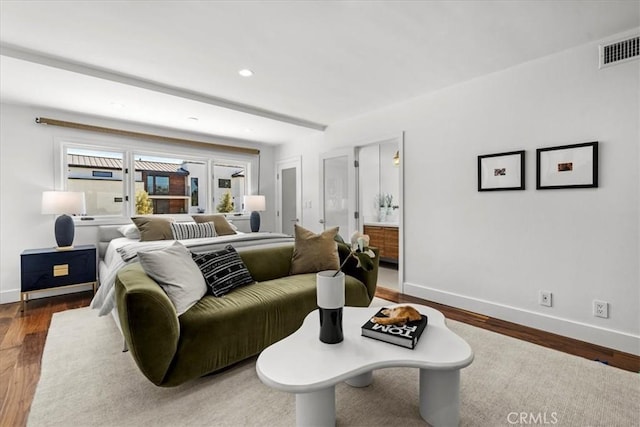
355,134,403,292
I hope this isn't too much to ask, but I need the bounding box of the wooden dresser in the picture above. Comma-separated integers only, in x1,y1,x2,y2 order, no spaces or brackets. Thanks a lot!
363,224,398,262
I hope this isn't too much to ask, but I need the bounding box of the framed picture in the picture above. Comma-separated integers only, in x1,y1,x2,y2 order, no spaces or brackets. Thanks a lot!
477,150,525,191
536,142,598,189
218,178,231,188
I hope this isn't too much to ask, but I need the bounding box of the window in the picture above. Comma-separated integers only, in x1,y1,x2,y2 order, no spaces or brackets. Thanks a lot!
191,178,199,207
63,143,252,218
213,162,248,213
146,175,170,195
134,153,209,215
92,171,113,178
66,147,125,216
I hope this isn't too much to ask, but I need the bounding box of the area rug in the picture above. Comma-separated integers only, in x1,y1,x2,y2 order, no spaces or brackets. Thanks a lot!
29,303,639,426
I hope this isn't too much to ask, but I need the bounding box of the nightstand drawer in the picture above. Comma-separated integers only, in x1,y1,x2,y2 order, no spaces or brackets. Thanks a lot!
21,245,97,292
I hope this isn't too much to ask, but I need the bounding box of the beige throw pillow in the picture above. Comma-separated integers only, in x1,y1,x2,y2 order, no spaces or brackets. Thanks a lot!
290,224,340,275
131,216,175,241
192,214,237,236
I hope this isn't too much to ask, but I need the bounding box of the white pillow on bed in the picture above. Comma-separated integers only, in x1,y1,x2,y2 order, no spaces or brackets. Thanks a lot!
137,241,207,316
118,224,141,239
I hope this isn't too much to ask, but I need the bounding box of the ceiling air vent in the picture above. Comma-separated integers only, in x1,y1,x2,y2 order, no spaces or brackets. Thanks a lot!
599,35,639,68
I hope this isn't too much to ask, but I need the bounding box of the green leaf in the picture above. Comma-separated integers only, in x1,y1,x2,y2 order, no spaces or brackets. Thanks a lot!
334,234,346,245
354,252,374,271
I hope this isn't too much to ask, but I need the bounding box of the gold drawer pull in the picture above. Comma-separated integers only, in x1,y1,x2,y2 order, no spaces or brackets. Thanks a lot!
53,264,69,277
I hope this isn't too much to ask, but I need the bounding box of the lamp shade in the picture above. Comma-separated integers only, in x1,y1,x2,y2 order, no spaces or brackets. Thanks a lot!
243,195,266,212
42,191,86,215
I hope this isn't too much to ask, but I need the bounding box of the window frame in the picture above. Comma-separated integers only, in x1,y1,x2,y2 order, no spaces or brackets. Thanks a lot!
211,158,252,214
57,139,255,223
60,141,129,220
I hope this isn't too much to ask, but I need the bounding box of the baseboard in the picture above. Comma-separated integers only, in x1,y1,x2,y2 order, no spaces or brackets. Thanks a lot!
404,282,640,356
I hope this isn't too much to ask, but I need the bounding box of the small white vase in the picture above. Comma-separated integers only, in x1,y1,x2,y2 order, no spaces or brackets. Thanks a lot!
316,270,345,308
378,207,387,222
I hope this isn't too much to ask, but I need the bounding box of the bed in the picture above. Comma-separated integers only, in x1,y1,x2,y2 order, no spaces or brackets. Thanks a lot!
90,225,294,338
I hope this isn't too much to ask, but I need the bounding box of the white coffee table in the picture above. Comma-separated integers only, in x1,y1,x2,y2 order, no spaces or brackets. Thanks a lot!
256,303,474,427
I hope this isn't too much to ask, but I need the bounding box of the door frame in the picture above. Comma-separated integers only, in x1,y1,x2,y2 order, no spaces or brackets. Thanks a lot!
354,132,404,292
275,156,302,234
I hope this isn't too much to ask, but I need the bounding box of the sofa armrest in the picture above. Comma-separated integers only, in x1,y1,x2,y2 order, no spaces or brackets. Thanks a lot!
115,263,180,386
339,246,380,302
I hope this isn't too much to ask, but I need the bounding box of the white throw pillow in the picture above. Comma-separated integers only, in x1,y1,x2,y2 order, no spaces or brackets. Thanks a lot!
137,241,207,316
118,224,141,239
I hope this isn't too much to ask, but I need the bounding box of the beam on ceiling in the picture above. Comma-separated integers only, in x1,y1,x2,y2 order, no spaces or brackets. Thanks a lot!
1,43,328,132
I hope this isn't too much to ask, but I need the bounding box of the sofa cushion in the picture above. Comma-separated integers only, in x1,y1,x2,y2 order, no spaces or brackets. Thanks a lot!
192,245,255,296
290,225,340,275
137,241,207,316
166,273,370,386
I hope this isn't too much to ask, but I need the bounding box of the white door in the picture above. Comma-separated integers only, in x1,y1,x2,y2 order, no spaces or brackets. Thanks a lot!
319,149,357,239
276,157,301,235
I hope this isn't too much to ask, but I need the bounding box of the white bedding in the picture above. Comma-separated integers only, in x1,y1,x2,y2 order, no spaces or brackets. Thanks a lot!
90,232,293,316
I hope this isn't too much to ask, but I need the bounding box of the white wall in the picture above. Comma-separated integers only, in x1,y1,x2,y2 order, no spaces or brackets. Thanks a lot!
0,104,276,303
278,32,640,354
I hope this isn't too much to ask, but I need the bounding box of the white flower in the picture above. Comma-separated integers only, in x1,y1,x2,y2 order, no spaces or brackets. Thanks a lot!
334,231,376,276
350,231,370,252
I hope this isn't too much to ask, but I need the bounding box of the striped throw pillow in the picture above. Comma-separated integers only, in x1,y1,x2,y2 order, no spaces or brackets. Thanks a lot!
171,222,216,240
191,245,255,297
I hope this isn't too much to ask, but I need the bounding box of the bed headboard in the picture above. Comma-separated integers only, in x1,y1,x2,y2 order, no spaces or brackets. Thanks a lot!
98,225,123,260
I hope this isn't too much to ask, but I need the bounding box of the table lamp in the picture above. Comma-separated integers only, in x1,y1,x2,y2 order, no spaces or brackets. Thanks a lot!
42,191,86,249
243,195,266,232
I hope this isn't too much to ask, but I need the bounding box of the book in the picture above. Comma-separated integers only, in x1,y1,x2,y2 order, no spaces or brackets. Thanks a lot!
361,308,428,349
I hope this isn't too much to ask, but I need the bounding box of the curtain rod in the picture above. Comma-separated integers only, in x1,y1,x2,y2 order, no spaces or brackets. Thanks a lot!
35,117,260,156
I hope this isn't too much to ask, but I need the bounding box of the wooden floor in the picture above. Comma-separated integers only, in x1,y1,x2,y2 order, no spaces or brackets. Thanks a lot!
1,288,638,426
0,291,93,427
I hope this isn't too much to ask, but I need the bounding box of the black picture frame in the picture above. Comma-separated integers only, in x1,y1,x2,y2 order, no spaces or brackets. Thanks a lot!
477,150,525,191
218,178,231,188
536,142,598,189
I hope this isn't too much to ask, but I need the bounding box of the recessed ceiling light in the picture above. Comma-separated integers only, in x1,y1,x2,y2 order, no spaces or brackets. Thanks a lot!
187,117,199,121
244,128,253,133
238,69,254,77
110,102,125,108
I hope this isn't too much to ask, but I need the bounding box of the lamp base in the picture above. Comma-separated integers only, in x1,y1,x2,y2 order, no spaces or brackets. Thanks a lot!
250,211,261,232
54,214,75,248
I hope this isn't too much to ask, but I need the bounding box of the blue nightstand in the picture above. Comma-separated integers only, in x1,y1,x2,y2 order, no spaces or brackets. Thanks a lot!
20,244,97,311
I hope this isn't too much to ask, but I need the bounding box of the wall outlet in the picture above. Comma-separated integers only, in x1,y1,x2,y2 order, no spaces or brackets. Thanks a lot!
593,300,609,318
539,291,552,307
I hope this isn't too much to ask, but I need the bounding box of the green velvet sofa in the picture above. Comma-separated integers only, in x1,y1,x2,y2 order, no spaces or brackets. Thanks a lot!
115,244,379,387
